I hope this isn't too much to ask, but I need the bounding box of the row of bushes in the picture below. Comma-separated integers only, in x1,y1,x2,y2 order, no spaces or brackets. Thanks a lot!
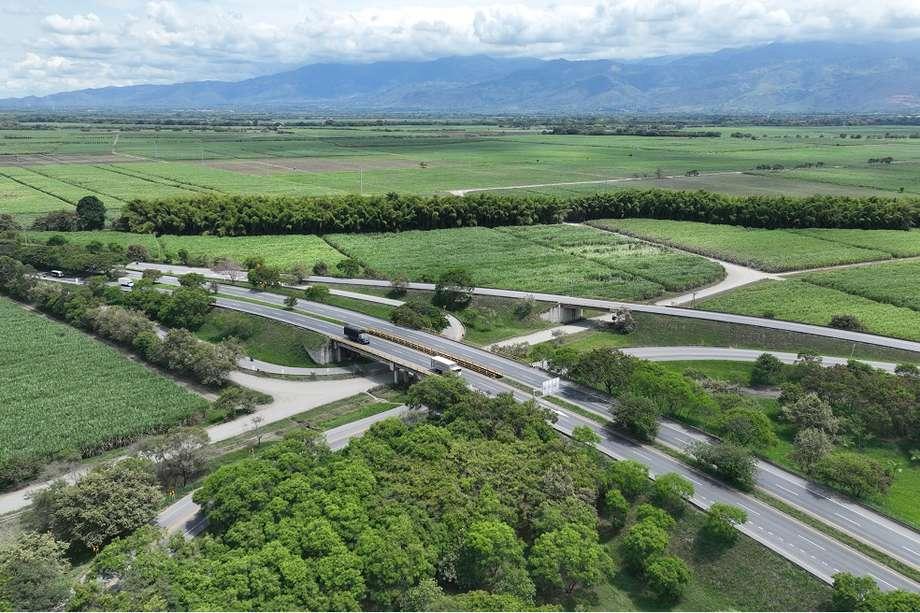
115,189,920,236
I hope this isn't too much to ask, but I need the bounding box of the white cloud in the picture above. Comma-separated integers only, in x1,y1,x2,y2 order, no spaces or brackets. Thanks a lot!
43,12,102,35
2,0,920,97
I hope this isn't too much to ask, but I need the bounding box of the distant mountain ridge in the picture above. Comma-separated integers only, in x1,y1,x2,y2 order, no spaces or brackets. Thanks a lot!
4,41,920,113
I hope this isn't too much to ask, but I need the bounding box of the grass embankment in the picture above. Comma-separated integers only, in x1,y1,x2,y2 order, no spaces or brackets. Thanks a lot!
533,311,920,364
195,310,328,368
594,507,831,611
698,279,920,342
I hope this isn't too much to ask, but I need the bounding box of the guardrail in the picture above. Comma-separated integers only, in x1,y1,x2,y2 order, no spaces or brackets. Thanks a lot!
366,328,504,379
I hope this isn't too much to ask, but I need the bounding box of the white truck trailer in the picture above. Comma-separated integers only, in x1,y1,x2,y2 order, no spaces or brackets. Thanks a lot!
430,355,461,374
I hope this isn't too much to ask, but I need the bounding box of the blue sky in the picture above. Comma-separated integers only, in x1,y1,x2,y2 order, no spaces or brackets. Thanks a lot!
3,0,920,97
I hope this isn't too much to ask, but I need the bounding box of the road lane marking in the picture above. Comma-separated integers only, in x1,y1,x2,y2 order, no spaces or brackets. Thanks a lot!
903,546,920,557
798,535,827,551
868,574,896,589
735,502,761,516
775,484,800,496
833,512,861,527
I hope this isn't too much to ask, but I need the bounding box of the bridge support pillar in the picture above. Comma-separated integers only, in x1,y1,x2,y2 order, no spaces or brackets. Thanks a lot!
540,304,584,324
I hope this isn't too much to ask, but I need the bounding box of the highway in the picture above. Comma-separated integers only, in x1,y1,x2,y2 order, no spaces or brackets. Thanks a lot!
158,405,411,537
205,283,920,591
619,346,899,372
303,275,920,354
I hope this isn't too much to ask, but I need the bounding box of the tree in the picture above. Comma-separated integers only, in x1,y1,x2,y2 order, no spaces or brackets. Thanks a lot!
312,260,329,275
529,524,613,595
283,294,298,309
178,272,206,288
717,403,777,449
138,428,210,489
141,268,162,282
288,262,311,283
603,488,629,529
831,572,880,611
459,520,533,600
390,300,448,331
336,258,362,277
75,195,106,230
570,348,636,396
604,460,650,500
792,427,833,470
608,307,637,334
0,531,71,611
571,425,601,446
621,519,669,570
157,286,213,330
750,353,785,387
407,373,472,415
645,556,691,602
813,452,893,498
689,442,756,489
125,244,150,262
702,503,747,544
651,473,694,515
0,213,21,232
635,503,676,531
829,314,865,332
304,284,330,302
213,257,244,282
433,268,474,310
610,394,660,441
357,514,435,608
47,458,163,552
247,264,281,288
781,392,839,436
390,273,409,297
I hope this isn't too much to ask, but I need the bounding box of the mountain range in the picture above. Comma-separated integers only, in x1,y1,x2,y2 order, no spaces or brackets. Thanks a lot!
4,41,920,113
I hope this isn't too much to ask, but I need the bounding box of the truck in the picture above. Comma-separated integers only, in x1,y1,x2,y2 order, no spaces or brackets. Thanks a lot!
118,277,135,288
343,325,370,345
430,355,461,374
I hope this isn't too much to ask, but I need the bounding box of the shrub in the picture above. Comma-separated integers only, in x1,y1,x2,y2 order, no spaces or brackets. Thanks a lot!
651,473,694,516
610,394,660,441
750,353,785,387
829,314,865,332
621,519,669,570
645,556,691,602
689,441,757,489
634,503,676,531
702,503,747,544
812,452,894,498
603,460,650,500
603,489,629,529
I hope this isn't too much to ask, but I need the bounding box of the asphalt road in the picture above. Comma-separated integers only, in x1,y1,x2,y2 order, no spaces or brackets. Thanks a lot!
157,405,411,537
620,347,899,372
208,284,919,591
305,275,920,354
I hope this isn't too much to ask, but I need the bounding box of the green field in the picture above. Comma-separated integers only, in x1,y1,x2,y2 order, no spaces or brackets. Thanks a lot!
500,224,724,291
2,123,919,224
0,297,207,468
698,279,920,341
590,219,892,272
800,259,920,311
792,228,920,258
328,226,672,300
21,230,345,269
157,234,344,268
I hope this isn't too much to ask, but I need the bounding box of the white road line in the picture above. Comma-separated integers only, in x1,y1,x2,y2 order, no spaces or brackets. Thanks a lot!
775,484,800,496
868,574,896,589
833,512,861,527
903,545,920,557
798,535,827,551
735,502,761,517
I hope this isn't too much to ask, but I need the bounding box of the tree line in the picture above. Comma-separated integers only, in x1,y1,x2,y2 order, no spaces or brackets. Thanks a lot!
113,189,920,236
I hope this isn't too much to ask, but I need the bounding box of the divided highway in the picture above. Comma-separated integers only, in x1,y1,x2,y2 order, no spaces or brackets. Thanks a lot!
207,283,920,591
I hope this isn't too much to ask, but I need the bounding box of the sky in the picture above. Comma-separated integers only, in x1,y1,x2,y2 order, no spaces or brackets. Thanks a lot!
2,0,920,98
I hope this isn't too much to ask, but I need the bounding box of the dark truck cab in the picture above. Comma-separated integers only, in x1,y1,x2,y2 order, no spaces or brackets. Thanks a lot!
343,325,371,344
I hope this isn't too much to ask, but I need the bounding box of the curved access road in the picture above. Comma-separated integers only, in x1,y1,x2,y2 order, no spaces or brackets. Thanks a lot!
306,275,920,355
204,283,920,591
620,347,900,372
